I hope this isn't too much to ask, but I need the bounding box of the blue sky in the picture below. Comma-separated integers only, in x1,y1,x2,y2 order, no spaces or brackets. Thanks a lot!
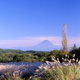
0,0,80,48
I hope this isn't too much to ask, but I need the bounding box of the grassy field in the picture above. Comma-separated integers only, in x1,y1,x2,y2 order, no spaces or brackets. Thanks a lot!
1,65,80,80
40,66,80,80
0,54,80,80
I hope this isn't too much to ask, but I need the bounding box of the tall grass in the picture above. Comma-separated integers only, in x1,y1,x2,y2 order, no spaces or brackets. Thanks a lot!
1,54,80,80
35,54,80,80
40,66,80,80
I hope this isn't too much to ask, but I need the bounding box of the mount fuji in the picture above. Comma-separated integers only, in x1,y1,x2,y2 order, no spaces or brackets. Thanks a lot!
10,40,61,51
27,40,60,51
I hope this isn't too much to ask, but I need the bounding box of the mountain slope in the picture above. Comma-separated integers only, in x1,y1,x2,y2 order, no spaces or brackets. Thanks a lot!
9,40,60,51
26,40,60,51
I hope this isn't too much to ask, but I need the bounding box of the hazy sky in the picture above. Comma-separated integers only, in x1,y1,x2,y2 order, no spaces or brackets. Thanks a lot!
0,0,80,48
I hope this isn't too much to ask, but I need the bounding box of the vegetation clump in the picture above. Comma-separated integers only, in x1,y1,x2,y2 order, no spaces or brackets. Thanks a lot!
33,54,80,80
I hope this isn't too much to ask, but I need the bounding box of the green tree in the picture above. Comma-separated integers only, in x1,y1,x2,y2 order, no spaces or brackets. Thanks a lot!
72,44,77,50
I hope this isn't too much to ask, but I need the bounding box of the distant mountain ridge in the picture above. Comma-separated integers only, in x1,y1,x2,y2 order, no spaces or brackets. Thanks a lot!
27,40,60,51
8,40,60,51
0,48,49,54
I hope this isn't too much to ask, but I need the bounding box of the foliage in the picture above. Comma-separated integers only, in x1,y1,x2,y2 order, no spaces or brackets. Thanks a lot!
72,44,77,50
47,50,65,62
0,48,25,54
0,49,49,62
70,47,80,59
0,47,80,63
40,66,80,80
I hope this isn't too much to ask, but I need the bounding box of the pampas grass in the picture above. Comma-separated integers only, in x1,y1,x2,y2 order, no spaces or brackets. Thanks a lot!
40,66,80,80
0,54,80,80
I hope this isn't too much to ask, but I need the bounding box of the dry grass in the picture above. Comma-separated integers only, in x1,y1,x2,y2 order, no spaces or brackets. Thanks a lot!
0,54,80,80
40,66,80,80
